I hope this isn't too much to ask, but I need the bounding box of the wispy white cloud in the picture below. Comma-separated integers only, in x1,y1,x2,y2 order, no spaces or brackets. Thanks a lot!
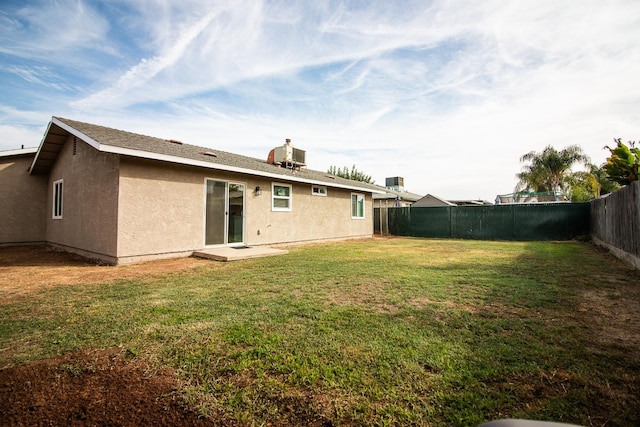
1,0,639,201
0,0,110,58
0,65,70,91
73,8,223,108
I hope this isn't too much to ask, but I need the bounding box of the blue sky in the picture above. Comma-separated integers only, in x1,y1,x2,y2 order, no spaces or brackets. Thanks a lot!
1,0,639,201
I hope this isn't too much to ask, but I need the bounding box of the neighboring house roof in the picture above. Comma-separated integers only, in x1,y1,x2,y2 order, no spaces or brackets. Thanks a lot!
372,186,422,202
412,194,455,207
0,147,38,158
495,191,567,204
30,117,385,194
448,200,493,206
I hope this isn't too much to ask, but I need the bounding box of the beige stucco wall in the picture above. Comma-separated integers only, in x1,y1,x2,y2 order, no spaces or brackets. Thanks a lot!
0,153,47,244
46,136,120,262
248,181,373,246
116,157,373,263
117,158,206,261
2,141,373,264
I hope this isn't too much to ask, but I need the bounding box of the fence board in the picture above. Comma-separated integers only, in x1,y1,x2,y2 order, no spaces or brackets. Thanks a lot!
591,181,639,259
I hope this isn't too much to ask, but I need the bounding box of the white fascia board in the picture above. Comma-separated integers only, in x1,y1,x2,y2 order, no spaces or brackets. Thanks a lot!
100,144,385,194
29,119,54,172
29,118,101,173
0,147,38,158
51,117,101,150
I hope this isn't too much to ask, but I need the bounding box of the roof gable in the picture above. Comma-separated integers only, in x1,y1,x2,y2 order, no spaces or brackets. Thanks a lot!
30,117,384,194
413,194,455,207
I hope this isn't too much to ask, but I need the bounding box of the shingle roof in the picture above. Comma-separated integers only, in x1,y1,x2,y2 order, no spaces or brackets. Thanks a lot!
372,186,422,201
412,194,455,207
30,117,385,194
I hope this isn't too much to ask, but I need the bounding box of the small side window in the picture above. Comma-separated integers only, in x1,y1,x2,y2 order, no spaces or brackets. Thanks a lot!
312,185,327,196
351,193,365,219
53,179,63,219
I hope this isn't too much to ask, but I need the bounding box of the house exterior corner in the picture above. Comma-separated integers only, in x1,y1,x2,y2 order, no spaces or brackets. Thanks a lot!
3,117,378,265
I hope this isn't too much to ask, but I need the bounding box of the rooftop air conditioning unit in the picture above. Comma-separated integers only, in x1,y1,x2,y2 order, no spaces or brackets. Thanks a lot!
386,177,404,188
385,176,405,192
267,139,306,167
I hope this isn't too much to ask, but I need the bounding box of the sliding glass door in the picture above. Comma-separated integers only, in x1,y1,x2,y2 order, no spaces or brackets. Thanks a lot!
205,180,245,246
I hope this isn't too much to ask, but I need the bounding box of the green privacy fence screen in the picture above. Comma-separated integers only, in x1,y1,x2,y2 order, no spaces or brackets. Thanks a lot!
375,203,590,241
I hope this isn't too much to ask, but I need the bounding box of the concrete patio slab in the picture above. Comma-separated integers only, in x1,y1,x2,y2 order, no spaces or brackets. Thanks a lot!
193,246,288,262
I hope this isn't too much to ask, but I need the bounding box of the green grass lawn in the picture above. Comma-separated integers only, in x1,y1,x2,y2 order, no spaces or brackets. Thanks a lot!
1,238,639,426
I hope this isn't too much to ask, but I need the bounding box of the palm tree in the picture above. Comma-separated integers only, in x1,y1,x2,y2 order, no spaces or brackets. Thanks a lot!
516,145,590,196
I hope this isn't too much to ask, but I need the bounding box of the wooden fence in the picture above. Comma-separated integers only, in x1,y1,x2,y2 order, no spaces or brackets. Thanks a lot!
590,181,640,269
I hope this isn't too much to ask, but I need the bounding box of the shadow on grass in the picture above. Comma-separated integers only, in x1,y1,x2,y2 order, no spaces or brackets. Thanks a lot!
418,241,640,426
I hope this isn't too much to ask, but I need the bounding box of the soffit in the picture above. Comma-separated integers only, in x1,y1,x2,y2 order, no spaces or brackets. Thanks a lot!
29,122,70,175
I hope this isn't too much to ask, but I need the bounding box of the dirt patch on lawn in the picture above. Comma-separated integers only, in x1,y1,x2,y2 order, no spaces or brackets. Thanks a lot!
0,245,210,303
0,247,223,426
0,347,217,426
576,287,640,361
0,246,335,426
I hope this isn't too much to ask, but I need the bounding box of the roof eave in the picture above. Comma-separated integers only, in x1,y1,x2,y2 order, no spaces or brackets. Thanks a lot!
32,117,382,193
0,147,38,158
29,117,102,174
29,119,55,174
102,144,383,193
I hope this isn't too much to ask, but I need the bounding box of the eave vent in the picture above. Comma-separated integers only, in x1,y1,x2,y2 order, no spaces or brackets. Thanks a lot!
201,151,217,157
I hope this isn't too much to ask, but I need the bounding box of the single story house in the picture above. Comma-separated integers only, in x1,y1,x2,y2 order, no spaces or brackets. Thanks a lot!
372,176,422,208
411,194,455,207
0,117,384,264
373,187,423,208
495,191,568,204
412,194,492,207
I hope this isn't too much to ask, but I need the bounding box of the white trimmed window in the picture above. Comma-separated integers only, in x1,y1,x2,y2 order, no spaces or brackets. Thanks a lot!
53,179,63,219
351,193,365,219
272,183,292,211
312,185,327,196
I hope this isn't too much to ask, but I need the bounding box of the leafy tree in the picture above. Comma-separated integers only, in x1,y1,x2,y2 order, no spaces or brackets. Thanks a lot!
568,170,598,202
516,145,590,196
327,165,375,184
590,163,621,196
602,138,640,185
568,164,619,202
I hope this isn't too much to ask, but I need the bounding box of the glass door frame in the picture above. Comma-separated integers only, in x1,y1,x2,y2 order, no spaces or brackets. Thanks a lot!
204,178,246,247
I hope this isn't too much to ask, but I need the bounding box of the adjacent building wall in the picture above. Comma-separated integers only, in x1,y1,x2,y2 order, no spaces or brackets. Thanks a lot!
374,198,413,208
46,136,120,262
0,153,47,244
